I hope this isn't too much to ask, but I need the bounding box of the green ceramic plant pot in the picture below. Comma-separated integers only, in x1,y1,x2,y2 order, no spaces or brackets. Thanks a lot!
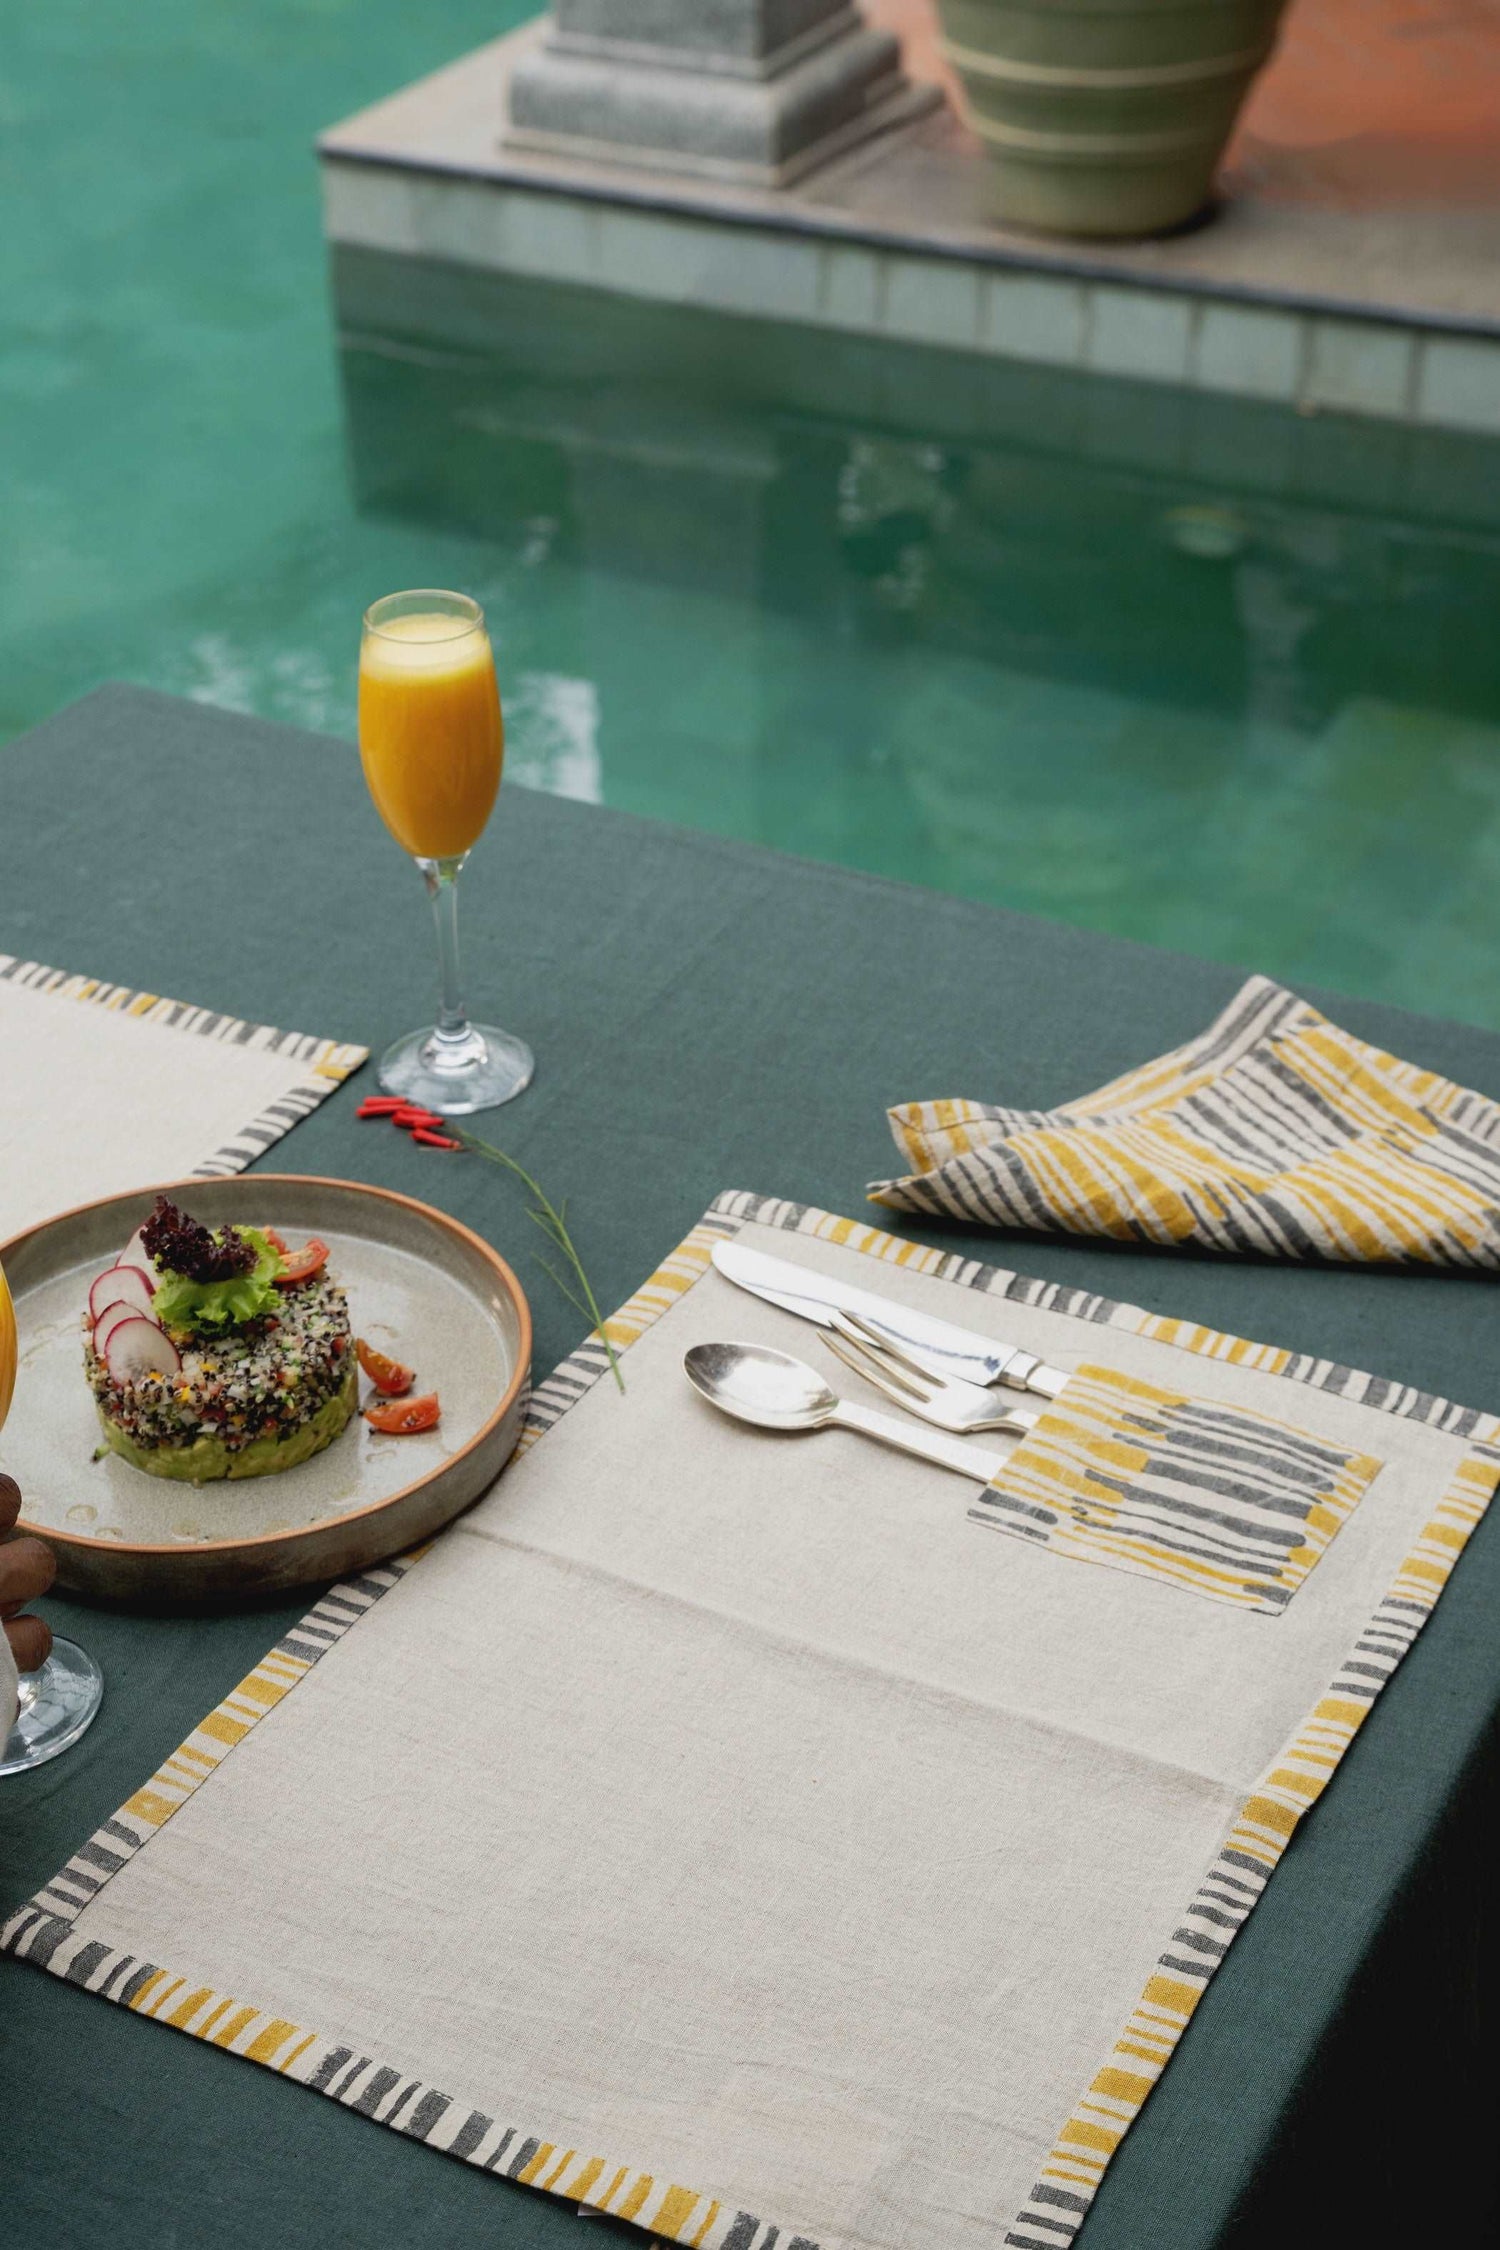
935,0,1290,237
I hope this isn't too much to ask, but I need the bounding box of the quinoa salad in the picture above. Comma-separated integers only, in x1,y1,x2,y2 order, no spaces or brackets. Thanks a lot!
85,1272,353,1459
83,1194,438,1484
83,1196,362,1484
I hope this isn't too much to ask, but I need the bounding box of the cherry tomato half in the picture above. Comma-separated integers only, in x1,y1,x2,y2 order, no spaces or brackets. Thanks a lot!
356,1338,415,1397
274,1238,329,1288
364,1392,441,1435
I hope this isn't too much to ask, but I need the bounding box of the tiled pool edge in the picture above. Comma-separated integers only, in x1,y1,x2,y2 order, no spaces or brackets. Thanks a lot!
321,154,1500,438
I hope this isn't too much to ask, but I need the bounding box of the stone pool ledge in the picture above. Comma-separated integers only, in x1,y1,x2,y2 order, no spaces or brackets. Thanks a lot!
319,18,1500,438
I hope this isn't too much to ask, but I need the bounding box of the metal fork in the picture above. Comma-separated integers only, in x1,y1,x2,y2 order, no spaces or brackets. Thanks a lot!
823,1311,1048,1439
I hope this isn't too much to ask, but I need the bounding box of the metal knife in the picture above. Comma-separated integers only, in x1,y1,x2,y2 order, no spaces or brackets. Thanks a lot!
710,1240,1070,1400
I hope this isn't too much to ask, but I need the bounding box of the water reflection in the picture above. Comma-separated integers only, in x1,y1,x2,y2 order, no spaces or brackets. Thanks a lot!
506,670,603,803
333,251,1500,1023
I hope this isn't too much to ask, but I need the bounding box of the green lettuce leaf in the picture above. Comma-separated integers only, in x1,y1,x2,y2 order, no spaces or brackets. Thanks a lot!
152,1227,282,1332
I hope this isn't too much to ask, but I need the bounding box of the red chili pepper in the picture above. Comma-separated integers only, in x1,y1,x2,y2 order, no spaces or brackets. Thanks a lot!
392,1106,439,1127
412,1129,462,1150
357,1098,406,1117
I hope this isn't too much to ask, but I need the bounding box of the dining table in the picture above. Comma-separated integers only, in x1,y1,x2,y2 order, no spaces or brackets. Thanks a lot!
2,682,1496,2247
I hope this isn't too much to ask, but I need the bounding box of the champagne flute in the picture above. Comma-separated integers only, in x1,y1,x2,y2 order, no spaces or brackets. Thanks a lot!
358,589,534,1113
0,1251,105,1776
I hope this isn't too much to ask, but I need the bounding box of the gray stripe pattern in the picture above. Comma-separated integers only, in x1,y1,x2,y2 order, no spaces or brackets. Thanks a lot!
969,1375,1382,1614
868,975,1500,1266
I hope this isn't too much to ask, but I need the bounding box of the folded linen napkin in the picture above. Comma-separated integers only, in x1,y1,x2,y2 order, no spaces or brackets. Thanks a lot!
869,974,1500,1264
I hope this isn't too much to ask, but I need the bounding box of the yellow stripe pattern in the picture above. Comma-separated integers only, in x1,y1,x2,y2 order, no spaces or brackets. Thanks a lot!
976,1362,1383,1613
598,1220,727,1352
120,1643,314,1832
1004,1434,1500,2246
871,975,1500,1266
93,1954,751,2243
515,1220,733,1457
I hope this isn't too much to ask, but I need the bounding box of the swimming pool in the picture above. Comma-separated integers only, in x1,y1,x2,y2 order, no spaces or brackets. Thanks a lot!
6,3,1499,1031
344,253,1500,1035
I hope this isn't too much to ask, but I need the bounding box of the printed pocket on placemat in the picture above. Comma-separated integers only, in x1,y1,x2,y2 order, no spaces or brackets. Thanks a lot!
970,1363,1382,1614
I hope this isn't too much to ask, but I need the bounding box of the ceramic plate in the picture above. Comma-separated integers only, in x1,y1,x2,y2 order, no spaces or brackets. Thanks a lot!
1,1176,531,1603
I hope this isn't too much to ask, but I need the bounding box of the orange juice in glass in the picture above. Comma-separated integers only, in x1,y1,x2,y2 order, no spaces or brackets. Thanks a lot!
359,590,533,1113
0,1259,15,1436
0,1252,106,1775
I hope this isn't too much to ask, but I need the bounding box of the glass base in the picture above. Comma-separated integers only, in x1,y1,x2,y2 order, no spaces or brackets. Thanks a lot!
1,1637,105,1776
377,1023,534,1117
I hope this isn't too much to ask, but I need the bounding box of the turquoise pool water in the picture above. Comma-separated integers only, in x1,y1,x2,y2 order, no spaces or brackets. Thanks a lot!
6,3,1500,1030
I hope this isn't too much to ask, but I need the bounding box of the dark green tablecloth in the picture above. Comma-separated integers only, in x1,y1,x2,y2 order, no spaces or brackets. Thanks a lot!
3,686,1497,2248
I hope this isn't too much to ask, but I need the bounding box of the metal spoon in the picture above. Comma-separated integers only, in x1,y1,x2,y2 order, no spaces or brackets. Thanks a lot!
683,1342,1004,1482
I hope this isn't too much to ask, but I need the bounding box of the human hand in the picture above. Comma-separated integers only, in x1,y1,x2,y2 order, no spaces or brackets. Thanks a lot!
0,1473,56,1672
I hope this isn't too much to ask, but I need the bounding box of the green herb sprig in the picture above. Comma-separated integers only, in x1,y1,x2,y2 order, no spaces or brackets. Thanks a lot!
458,1132,624,1392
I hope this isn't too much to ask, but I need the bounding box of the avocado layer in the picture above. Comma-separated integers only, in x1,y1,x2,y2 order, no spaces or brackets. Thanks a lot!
98,1366,358,1484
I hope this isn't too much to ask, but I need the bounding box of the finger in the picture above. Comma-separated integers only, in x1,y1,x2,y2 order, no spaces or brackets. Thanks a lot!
0,1474,20,1535
0,1534,57,1610
5,1615,53,1673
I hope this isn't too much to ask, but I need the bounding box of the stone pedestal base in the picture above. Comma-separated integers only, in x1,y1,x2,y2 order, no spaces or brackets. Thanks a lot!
506,4,940,186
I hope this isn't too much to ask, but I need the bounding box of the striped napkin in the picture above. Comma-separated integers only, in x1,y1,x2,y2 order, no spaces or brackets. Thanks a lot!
869,975,1500,1264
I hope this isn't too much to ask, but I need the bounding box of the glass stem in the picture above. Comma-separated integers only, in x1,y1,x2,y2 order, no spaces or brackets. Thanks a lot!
421,856,471,1046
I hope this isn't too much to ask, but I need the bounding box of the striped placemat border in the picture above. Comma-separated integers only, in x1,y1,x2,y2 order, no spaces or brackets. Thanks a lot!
0,954,368,1177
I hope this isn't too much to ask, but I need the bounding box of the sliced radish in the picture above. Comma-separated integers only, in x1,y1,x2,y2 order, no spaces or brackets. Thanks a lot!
103,1317,181,1384
92,1302,140,1357
90,1265,156,1326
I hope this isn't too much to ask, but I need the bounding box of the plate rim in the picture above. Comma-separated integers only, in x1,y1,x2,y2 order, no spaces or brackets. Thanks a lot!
1,1172,533,1563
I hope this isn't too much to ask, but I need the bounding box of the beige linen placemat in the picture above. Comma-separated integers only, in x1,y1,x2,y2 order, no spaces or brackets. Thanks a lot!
6,1192,1498,2250
0,955,367,1239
